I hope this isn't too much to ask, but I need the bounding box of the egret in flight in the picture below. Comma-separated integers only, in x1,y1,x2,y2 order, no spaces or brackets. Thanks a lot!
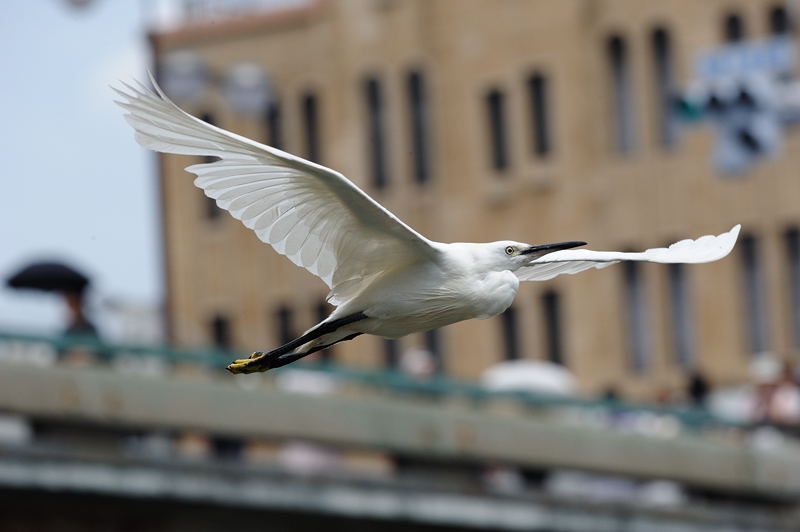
115,77,740,374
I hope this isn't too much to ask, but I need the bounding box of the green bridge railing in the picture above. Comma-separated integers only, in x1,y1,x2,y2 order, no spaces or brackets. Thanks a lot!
0,329,743,430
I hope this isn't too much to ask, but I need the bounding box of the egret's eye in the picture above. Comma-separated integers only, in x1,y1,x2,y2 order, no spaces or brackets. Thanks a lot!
505,246,515,256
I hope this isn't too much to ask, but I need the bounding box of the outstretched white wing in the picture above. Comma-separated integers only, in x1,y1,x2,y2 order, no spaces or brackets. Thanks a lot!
114,77,439,305
516,225,740,282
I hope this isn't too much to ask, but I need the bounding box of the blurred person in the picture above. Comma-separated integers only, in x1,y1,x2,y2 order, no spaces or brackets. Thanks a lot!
6,260,99,337
687,371,711,408
602,386,620,402
62,288,98,337
482,464,526,494
6,260,104,362
400,347,436,380
752,381,775,424
601,386,627,427
398,347,442,402
277,440,342,476
654,387,674,406
750,352,782,423
59,287,108,365
748,360,796,450
0,412,33,446
768,362,800,426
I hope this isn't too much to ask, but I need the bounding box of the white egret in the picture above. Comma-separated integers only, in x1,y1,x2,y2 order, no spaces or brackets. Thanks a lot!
114,77,740,374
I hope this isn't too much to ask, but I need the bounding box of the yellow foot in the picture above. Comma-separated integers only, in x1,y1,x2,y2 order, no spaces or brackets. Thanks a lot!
226,352,272,374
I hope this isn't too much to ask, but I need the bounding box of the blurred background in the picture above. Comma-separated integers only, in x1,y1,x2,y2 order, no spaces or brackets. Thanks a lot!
2,0,800,530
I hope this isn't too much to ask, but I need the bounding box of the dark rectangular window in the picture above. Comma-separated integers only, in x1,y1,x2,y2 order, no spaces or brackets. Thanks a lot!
316,300,334,363
724,13,746,42
204,185,221,218
786,229,800,347
364,77,389,189
741,234,769,353
527,73,552,157
500,306,520,360
407,70,431,184
607,35,636,155
275,304,294,346
301,92,321,163
485,89,509,171
200,112,223,219
650,27,678,148
211,436,244,461
200,112,215,126
769,6,790,35
668,263,694,369
384,338,399,370
425,328,444,374
623,261,650,372
264,101,282,150
541,290,563,365
210,314,232,349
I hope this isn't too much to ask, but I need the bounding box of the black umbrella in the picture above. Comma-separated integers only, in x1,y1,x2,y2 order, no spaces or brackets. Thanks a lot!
6,261,90,293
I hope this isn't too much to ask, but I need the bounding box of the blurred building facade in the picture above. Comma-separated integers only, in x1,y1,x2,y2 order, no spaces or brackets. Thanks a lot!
150,0,799,398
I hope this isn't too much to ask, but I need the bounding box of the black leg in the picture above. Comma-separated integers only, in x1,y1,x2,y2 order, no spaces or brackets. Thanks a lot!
269,333,363,369
257,311,368,359
227,312,367,374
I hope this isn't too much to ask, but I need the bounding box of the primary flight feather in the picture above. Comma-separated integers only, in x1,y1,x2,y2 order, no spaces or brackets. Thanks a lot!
115,76,740,374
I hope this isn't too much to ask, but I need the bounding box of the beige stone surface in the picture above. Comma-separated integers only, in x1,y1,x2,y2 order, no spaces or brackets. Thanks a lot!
151,0,800,399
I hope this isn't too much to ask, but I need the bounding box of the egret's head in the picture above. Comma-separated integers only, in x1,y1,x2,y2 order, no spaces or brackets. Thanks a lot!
488,240,587,271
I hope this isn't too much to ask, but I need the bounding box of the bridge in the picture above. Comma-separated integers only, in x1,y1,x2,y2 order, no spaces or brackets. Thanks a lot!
0,331,798,530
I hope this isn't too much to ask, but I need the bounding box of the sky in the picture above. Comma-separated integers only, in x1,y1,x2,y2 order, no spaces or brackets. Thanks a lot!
0,0,309,336
0,0,155,333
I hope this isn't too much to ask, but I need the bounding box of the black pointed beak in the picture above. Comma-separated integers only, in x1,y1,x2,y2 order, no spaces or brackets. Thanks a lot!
521,241,586,258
